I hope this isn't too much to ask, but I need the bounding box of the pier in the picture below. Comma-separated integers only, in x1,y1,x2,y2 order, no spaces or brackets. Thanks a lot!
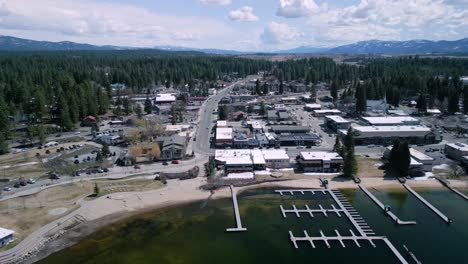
403,183,452,223
359,185,417,225
277,188,409,264
289,230,409,264
436,177,468,201
226,185,247,232
275,189,326,196
280,204,343,218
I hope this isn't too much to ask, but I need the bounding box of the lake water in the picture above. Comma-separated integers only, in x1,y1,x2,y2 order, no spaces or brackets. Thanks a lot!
39,187,468,264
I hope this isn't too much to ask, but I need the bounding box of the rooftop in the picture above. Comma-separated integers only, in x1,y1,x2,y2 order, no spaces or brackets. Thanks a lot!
300,151,343,161
313,109,341,114
261,149,289,160
361,116,419,125
155,93,176,102
216,127,233,140
446,142,468,152
325,115,350,124
352,125,430,133
0,227,14,239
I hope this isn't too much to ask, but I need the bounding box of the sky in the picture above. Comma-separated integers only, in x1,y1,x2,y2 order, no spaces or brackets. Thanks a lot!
0,0,467,51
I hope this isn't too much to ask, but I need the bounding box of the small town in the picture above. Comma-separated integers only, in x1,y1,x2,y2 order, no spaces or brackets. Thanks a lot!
0,1,467,264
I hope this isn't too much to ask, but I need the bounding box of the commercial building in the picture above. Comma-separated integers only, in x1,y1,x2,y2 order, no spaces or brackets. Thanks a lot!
445,142,468,161
339,126,438,146
97,134,122,146
0,227,14,247
304,103,322,111
296,152,343,173
155,93,176,104
270,126,310,134
324,115,351,131
215,127,233,148
275,134,321,147
383,147,435,172
360,116,420,126
160,135,186,160
214,149,290,173
313,109,342,117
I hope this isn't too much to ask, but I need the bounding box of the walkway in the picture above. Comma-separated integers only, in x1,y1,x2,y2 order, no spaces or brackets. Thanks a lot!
359,185,416,225
226,185,247,232
435,177,468,201
403,183,451,223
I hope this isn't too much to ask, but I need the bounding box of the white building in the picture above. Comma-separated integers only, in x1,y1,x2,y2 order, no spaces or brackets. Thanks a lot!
216,127,233,147
0,227,14,247
313,109,342,117
339,125,437,145
98,134,121,146
165,124,191,134
297,152,343,173
304,103,322,111
155,93,176,104
445,142,468,161
262,149,290,169
216,120,228,128
361,116,420,126
324,115,351,131
384,147,434,171
426,109,441,115
215,149,289,172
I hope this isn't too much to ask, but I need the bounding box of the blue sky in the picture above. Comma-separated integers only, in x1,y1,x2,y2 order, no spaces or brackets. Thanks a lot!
0,0,467,51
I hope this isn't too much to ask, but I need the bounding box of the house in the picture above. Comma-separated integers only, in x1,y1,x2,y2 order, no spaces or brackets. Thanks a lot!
155,93,176,104
116,152,133,166
111,83,126,90
0,227,14,247
296,151,343,173
81,116,97,127
267,110,290,122
98,134,122,146
160,135,186,160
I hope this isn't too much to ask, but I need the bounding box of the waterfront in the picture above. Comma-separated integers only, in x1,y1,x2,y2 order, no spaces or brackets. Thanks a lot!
39,187,468,264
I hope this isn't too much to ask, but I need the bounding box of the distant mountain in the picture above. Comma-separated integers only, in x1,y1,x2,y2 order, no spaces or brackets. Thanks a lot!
275,46,330,54
0,35,127,51
154,45,250,55
328,38,468,54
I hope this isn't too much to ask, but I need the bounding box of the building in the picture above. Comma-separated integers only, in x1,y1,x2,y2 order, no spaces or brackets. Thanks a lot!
387,109,408,116
165,124,191,134
304,103,322,111
217,120,228,128
426,109,441,116
111,83,126,90
275,134,321,147
383,147,435,171
216,127,233,148
366,100,387,114
361,116,420,126
445,142,468,161
98,134,121,146
324,115,351,131
313,109,342,117
281,97,298,104
296,152,343,173
339,126,438,146
0,227,14,247
267,110,290,122
80,115,97,127
214,149,290,172
160,135,186,160
249,121,264,133
155,93,176,104
270,126,310,134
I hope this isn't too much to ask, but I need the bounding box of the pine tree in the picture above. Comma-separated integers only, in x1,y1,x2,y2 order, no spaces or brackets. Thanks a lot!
255,79,262,95
463,86,468,113
333,137,342,154
342,127,357,177
144,96,152,115
259,101,266,116
279,80,284,94
330,81,338,102
355,83,367,114
416,93,427,113
0,134,8,154
34,90,47,122
57,91,73,131
122,97,130,115
262,83,269,95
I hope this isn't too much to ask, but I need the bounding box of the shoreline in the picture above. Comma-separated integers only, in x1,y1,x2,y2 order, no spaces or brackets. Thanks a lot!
8,176,468,263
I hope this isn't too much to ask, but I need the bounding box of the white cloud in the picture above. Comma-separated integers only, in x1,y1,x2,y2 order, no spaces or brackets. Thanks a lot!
0,0,234,47
306,0,468,45
261,22,301,45
228,6,259,22
199,0,231,5
276,0,320,18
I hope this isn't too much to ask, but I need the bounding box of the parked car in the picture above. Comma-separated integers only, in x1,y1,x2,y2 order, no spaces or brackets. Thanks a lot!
14,182,21,188
171,160,180,164
27,179,36,184
3,186,11,191
162,161,168,166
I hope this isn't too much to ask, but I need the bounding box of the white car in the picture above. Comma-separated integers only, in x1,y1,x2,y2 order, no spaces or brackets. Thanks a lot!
3,186,12,191
27,179,36,184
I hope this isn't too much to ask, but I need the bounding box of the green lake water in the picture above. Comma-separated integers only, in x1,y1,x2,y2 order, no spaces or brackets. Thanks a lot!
39,188,468,264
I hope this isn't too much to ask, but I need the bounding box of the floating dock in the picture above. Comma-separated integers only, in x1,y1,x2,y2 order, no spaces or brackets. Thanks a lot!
280,204,343,218
226,185,247,232
359,185,416,225
436,177,468,201
277,188,409,264
403,183,451,223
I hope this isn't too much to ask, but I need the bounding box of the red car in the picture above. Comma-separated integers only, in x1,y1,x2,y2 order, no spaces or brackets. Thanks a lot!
171,160,179,164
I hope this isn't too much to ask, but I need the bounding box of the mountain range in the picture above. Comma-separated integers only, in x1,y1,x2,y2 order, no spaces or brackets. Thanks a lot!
0,35,467,55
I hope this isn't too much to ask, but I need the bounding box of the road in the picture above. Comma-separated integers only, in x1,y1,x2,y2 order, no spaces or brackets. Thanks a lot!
192,75,258,155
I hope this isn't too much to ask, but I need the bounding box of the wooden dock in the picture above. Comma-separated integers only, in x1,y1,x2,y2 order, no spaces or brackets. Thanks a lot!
280,204,343,218
359,185,417,225
289,230,409,264
275,189,326,196
403,183,452,223
436,177,468,201
226,185,247,232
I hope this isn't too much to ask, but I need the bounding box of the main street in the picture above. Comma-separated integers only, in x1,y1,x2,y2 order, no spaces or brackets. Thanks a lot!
192,75,259,155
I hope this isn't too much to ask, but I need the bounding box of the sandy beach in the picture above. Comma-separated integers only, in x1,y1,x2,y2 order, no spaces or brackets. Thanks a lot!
8,176,468,264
